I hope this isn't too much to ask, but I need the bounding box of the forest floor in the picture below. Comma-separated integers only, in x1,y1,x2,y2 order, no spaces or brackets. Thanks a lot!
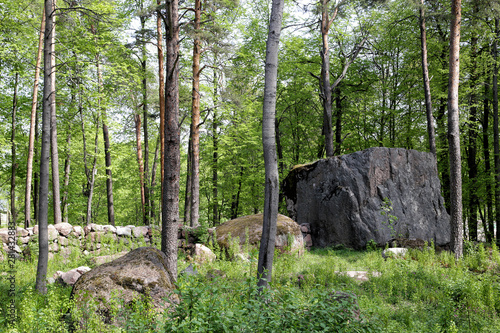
1,236,500,332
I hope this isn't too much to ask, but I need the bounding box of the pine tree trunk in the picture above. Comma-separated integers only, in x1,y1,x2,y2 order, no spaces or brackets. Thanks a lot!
467,29,479,241
162,0,181,280
96,53,115,226
25,8,45,229
483,75,493,242
184,136,192,224
447,0,463,258
157,0,165,205
494,18,500,244
334,86,342,155
135,113,146,221
61,131,71,224
189,0,202,228
419,0,437,155
10,73,19,226
141,15,151,226
257,0,284,290
212,70,219,226
321,0,334,157
36,0,56,294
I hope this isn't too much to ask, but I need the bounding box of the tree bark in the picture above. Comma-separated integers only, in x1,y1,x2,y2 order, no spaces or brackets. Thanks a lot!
467,26,479,241
447,0,463,258
162,0,181,280
10,73,19,226
494,18,500,244
141,14,151,226
61,131,71,224
212,70,219,226
36,0,56,294
25,7,45,229
135,113,146,220
257,0,284,289
184,136,192,224
49,0,61,225
320,0,335,157
189,0,202,228
157,0,165,204
334,86,342,155
419,0,436,156
86,127,99,225
96,51,115,226
483,75,493,242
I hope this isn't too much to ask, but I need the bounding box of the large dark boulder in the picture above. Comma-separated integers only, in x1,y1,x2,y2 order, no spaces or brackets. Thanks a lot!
283,147,450,249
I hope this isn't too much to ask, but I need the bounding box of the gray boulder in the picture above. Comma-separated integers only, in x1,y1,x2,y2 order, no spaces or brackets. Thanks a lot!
283,147,450,249
71,247,178,321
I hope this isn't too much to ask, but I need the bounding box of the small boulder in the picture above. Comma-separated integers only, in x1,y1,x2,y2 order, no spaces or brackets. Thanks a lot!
71,247,178,322
59,270,82,286
102,225,117,234
58,236,69,246
48,225,58,241
132,226,149,238
0,229,10,244
116,226,132,237
215,214,304,255
192,244,216,263
382,247,408,259
55,222,73,236
73,226,83,237
49,243,59,253
180,263,198,276
16,227,29,237
33,225,39,235
20,236,31,244
27,227,34,236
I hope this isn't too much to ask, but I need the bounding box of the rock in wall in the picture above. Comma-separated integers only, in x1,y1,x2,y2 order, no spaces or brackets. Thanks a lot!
283,147,450,249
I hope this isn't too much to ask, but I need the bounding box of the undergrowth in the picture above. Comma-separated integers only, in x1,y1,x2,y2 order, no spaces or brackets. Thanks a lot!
1,241,500,332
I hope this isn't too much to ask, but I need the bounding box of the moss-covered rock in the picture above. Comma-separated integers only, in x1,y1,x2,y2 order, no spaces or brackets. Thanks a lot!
215,214,304,255
71,247,178,324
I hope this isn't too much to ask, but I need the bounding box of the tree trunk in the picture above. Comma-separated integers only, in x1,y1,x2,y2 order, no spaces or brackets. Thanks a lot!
321,0,334,157
36,0,56,294
25,7,45,229
494,18,500,244
86,122,99,225
334,86,342,155
10,73,19,226
212,70,219,226
483,75,493,242
34,108,40,224
61,131,71,224
141,14,151,226
96,52,115,226
189,0,202,228
419,0,436,156
230,168,244,220
467,28,479,241
150,137,160,224
157,0,165,205
135,113,146,221
447,0,463,258
184,136,192,224
162,0,181,280
257,0,284,290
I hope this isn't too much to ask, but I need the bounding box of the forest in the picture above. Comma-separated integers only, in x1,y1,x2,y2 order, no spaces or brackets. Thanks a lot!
3,0,499,239
2,0,500,331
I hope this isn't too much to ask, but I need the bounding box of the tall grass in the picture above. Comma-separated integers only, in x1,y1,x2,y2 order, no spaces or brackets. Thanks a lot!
1,241,500,332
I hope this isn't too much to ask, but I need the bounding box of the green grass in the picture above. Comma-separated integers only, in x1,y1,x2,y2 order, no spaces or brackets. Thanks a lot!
1,241,500,332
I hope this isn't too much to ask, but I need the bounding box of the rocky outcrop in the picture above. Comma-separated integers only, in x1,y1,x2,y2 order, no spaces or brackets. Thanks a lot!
283,147,450,249
215,214,304,255
71,247,178,321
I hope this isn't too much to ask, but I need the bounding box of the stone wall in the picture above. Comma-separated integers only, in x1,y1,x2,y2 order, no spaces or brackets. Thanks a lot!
0,222,213,261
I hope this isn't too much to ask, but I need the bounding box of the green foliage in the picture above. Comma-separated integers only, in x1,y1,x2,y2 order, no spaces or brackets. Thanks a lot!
3,242,500,332
380,198,399,239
